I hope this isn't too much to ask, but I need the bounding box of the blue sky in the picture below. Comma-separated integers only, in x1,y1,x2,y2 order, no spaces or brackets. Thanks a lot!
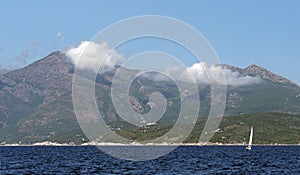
0,0,299,84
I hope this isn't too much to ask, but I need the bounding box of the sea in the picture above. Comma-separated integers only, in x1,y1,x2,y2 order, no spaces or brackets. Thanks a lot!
1,146,299,174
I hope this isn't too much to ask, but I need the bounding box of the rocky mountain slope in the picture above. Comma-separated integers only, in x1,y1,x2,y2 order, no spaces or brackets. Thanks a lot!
220,64,299,88
0,51,299,144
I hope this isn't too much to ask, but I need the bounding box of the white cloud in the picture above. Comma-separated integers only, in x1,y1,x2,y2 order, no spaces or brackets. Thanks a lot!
66,41,260,86
135,62,260,86
183,62,261,86
140,72,173,82
66,41,125,72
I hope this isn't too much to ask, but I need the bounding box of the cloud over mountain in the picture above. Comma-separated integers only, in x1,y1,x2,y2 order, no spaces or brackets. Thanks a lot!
182,62,261,86
66,41,125,73
66,41,260,86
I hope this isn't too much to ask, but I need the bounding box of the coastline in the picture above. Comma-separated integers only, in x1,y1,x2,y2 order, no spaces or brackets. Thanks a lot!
1,141,299,147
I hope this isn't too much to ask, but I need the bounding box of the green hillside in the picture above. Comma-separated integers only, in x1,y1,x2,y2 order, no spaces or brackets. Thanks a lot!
188,112,300,144
42,112,300,145
225,82,300,116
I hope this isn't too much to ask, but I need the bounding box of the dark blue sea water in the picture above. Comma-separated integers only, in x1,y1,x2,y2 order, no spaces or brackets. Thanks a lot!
1,146,299,174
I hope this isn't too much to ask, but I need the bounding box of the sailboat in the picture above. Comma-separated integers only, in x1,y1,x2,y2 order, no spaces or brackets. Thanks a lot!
246,126,253,150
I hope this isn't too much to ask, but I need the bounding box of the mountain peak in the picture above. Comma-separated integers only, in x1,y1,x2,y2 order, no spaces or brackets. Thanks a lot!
1,50,74,95
34,51,67,63
242,64,298,87
219,64,298,88
218,64,243,73
247,64,260,68
244,64,268,75
245,64,267,73
48,50,64,56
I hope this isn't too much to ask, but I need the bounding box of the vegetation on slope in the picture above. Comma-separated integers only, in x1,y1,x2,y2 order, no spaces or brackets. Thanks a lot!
44,112,300,145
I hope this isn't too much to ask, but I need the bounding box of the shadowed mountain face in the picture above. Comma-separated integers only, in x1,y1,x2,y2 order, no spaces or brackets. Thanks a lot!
0,51,299,143
0,52,77,143
0,52,73,125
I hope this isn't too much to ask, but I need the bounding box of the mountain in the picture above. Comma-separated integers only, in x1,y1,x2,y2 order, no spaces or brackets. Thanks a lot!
0,51,299,144
215,64,300,116
0,51,78,143
220,64,299,88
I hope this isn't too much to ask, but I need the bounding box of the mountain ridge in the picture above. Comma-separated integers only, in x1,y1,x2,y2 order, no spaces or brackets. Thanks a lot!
0,51,299,144
219,64,299,88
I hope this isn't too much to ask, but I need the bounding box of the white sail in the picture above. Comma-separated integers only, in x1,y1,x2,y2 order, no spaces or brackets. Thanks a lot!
246,126,253,150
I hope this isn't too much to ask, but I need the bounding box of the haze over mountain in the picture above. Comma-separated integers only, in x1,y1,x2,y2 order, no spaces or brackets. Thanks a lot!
0,68,9,75
0,51,299,144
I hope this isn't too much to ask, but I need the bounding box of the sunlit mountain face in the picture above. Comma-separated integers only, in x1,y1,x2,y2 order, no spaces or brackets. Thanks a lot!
0,51,299,144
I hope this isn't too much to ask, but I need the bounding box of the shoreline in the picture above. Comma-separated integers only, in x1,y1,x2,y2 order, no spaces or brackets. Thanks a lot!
1,141,299,147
